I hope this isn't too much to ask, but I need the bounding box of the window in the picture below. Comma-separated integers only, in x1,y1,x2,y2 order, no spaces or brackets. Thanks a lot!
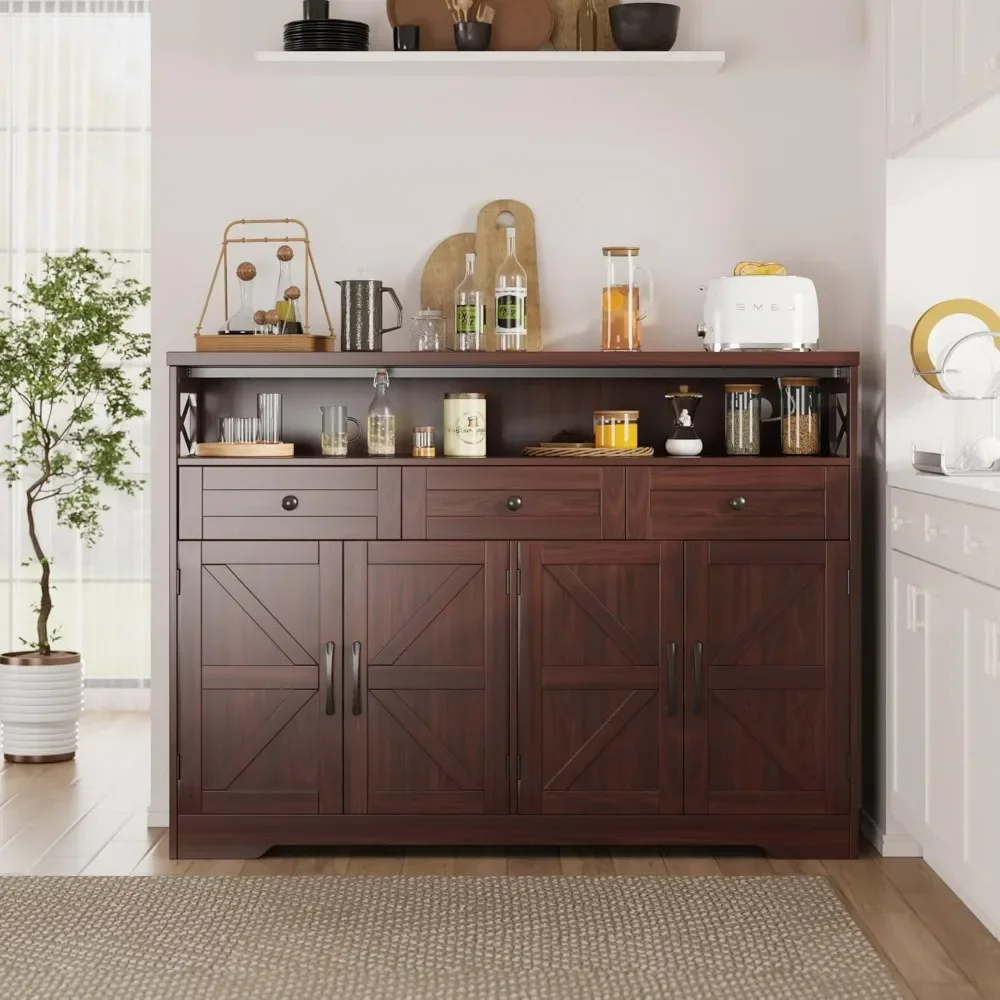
0,0,151,684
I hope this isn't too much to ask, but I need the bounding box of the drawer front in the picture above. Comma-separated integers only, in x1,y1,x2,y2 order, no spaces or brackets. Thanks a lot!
627,466,848,540
402,466,625,540
649,489,828,540
890,488,1000,588
180,466,400,540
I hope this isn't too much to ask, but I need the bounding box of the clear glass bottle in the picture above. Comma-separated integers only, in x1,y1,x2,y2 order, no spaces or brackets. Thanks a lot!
226,261,257,333
495,227,528,352
274,246,301,334
724,384,761,456
366,369,396,456
576,0,597,51
454,253,485,351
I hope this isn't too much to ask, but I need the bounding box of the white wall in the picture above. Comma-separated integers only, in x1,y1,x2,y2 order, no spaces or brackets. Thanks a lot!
149,0,875,820
886,159,1000,469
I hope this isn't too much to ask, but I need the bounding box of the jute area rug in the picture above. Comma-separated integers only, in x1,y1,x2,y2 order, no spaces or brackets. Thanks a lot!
0,875,902,1000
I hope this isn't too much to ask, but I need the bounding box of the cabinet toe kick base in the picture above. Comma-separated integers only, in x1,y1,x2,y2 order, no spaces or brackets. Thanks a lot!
175,814,854,860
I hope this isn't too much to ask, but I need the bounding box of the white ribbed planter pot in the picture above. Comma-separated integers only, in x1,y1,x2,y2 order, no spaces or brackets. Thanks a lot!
0,652,83,762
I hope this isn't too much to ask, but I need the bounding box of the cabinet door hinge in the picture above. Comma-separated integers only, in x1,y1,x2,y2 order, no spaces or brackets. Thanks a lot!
845,754,851,782
505,569,510,596
846,570,851,596
176,754,181,782
516,569,522,596
505,754,510,779
516,754,522,781
176,568,181,596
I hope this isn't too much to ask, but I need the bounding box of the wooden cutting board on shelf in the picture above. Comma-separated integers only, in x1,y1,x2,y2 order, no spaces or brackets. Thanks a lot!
548,0,618,50
420,232,476,348
476,199,542,352
387,0,554,50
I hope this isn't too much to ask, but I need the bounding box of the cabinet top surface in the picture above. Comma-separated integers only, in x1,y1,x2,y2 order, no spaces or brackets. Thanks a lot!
166,350,860,371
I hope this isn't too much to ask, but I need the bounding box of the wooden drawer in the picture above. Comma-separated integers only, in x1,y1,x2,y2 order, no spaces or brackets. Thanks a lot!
626,466,849,540
890,487,1000,589
402,466,625,539
179,466,400,541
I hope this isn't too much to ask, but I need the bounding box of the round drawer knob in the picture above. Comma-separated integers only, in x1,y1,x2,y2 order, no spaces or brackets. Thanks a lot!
729,496,747,511
505,496,523,512
281,495,299,512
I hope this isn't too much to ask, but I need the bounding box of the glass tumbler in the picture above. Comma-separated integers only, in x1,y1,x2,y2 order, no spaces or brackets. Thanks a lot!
321,405,362,457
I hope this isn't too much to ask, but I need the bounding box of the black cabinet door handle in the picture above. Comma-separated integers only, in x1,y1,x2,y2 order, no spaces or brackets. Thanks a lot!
324,641,335,716
282,495,299,511
351,641,362,716
505,496,523,512
667,641,677,717
693,641,704,715
729,496,747,511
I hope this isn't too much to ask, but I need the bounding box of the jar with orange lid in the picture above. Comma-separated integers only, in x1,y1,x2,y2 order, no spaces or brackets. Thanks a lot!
594,410,639,449
601,247,654,352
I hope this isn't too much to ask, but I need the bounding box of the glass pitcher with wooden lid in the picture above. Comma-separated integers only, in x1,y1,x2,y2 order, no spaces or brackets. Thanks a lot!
601,246,654,352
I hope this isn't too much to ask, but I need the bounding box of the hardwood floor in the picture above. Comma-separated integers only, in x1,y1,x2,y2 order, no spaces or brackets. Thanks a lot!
2,712,999,999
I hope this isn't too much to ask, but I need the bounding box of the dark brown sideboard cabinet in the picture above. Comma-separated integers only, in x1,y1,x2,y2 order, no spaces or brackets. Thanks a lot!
168,351,861,860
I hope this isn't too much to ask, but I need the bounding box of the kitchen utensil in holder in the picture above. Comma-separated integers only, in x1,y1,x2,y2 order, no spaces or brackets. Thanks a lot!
194,218,335,339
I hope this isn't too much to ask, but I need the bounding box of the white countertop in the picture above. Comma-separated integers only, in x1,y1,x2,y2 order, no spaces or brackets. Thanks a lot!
889,465,1000,512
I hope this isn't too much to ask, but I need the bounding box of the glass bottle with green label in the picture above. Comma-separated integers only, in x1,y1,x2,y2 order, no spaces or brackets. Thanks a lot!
454,252,485,351
494,227,528,352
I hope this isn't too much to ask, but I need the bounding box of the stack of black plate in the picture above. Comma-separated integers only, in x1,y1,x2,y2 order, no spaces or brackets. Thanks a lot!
283,18,370,51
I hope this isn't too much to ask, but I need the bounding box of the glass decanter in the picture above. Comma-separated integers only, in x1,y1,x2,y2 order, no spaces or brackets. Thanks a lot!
366,369,396,456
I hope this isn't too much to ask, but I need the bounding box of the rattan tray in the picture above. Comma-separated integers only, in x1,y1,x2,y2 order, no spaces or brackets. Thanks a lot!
522,445,655,458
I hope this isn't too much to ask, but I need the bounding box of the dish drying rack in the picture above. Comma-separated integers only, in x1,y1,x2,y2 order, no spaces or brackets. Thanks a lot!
912,330,1000,476
912,329,1000,400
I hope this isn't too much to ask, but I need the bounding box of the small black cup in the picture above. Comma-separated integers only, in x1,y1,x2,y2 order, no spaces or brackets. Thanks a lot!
303,0,330,19
454,21,491,50
393,24,420,50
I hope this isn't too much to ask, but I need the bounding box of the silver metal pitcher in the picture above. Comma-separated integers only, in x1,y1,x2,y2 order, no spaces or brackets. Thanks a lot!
337,279,403,352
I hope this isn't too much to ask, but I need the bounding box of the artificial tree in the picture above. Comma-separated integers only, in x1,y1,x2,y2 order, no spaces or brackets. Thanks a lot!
0,250,149,761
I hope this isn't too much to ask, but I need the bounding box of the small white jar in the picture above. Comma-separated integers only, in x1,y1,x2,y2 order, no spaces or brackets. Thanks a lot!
444,393,486,458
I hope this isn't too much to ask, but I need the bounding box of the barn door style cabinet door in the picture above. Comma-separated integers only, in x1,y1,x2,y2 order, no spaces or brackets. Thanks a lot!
342,541,510,817
682,541,851,819
176,540,344,817
517,541,684,816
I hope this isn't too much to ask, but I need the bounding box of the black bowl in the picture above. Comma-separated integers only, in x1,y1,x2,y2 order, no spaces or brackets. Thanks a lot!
609,2,679,51
454,21,491,50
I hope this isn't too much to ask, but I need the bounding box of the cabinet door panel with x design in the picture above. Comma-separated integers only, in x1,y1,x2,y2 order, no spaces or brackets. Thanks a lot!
518,541,684,815
343,541,510,816
683,540,850,816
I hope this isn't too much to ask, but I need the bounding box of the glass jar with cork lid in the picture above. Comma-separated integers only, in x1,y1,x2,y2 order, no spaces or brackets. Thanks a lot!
780,377,821,455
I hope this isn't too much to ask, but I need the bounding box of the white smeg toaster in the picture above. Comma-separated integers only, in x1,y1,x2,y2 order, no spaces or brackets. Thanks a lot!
700,275,819,351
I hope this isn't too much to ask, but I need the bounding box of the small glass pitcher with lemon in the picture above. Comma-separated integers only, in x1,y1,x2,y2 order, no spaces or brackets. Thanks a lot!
600,246,654,352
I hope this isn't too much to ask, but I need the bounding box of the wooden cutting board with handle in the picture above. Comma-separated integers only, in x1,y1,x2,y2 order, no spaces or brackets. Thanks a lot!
420,232,476,348
548,0,618,50
476,199,542,352
387,0,554,50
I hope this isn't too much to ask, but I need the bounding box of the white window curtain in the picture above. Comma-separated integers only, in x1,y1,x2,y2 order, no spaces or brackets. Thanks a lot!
0,0,151,683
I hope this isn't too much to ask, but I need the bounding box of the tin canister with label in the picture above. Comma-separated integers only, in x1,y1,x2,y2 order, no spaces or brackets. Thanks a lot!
444,392,486,458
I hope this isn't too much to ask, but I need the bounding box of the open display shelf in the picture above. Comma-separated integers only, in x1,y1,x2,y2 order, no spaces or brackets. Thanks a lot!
253,50,726,76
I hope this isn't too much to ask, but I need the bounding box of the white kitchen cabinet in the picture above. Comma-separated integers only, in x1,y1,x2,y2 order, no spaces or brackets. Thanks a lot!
888,489,1000,937
956,0,1000,110
887,0,1000,156
888,0,956,154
